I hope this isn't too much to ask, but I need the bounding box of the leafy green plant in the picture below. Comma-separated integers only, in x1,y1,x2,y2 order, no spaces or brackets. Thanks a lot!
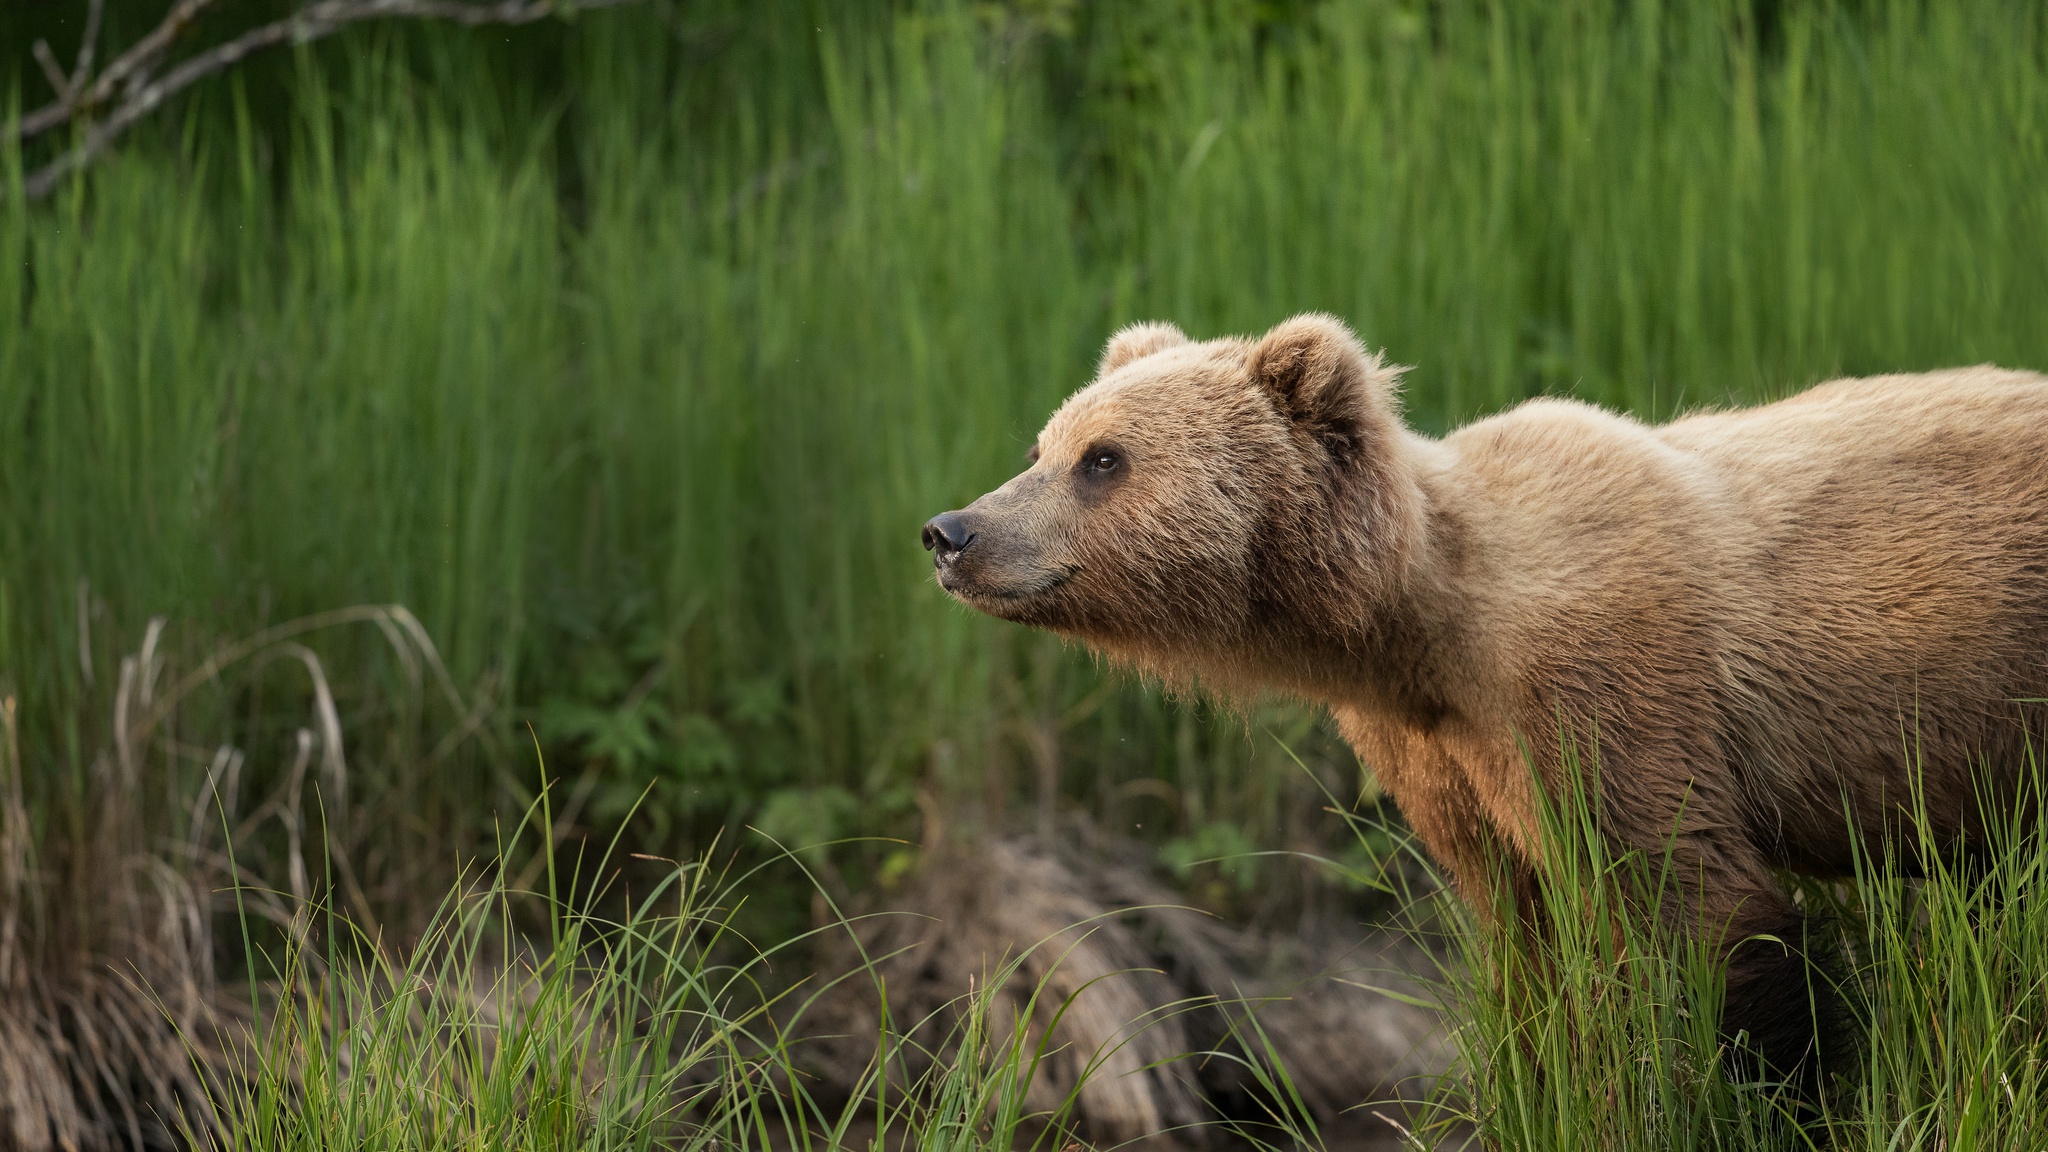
1161,820,1264,899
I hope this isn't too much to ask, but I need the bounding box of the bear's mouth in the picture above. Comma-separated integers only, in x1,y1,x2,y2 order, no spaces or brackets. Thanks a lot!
940,564,1077,609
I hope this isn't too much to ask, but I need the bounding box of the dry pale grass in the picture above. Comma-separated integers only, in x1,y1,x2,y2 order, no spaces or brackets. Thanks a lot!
0,642,229,1148
0,605,486,1150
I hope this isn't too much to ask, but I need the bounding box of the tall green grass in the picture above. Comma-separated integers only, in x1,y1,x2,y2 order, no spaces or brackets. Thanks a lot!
1830,742,2048,1148
4,0,2046,890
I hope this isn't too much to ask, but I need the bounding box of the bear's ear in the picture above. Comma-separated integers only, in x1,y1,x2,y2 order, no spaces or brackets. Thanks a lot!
1247,313,1387,438
1097,321,1189,376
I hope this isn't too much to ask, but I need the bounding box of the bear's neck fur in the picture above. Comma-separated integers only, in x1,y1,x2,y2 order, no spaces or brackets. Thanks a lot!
1236,426,1471,730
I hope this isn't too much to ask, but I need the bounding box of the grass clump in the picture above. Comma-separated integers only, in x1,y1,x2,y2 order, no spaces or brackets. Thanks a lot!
189,773,1212,1152
1829,743,2048,1147
1438,750,1804,1149
199,818,780,1150
1381,729,2048,1150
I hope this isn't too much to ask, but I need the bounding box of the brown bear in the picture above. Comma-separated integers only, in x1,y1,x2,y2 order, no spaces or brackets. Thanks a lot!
921,312,2048,1084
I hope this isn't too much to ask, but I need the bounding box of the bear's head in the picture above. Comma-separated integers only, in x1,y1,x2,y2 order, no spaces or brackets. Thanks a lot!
922,312,1421,688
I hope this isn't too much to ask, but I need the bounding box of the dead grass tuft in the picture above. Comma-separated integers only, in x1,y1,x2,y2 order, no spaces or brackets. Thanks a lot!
0,605,489,1150
0,682,232,1149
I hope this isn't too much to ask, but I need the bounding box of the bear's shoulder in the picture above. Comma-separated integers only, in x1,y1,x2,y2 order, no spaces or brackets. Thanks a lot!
1422,397,1730,622
1436,396,1700,515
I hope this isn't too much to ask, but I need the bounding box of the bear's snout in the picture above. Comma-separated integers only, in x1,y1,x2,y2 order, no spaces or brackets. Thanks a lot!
921,511,976,566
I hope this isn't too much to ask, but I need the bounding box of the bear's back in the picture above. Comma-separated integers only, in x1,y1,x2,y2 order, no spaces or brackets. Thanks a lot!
1433,367,2048,647
1658,366,2048,507
1651,367,2048,671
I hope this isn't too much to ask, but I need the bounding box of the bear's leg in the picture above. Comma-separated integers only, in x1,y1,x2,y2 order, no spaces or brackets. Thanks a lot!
1589,760,1853,1101
1717,890,1852,1103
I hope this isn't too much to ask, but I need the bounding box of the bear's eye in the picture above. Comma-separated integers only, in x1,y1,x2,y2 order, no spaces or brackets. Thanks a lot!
1082,447,1123,474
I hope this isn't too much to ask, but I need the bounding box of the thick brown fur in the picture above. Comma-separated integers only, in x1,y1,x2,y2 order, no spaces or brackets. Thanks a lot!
924,312,2048,1082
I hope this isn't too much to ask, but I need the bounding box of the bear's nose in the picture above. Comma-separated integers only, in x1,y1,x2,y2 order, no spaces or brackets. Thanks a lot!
922,512,976,561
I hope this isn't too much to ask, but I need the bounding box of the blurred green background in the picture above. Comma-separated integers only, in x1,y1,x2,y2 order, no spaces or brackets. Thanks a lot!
4,0,2044,915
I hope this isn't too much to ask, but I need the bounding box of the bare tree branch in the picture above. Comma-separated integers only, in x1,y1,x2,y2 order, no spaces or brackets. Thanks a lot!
12,0,650,200
74,0,108,86
16,0,226,142
31,40,73,100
